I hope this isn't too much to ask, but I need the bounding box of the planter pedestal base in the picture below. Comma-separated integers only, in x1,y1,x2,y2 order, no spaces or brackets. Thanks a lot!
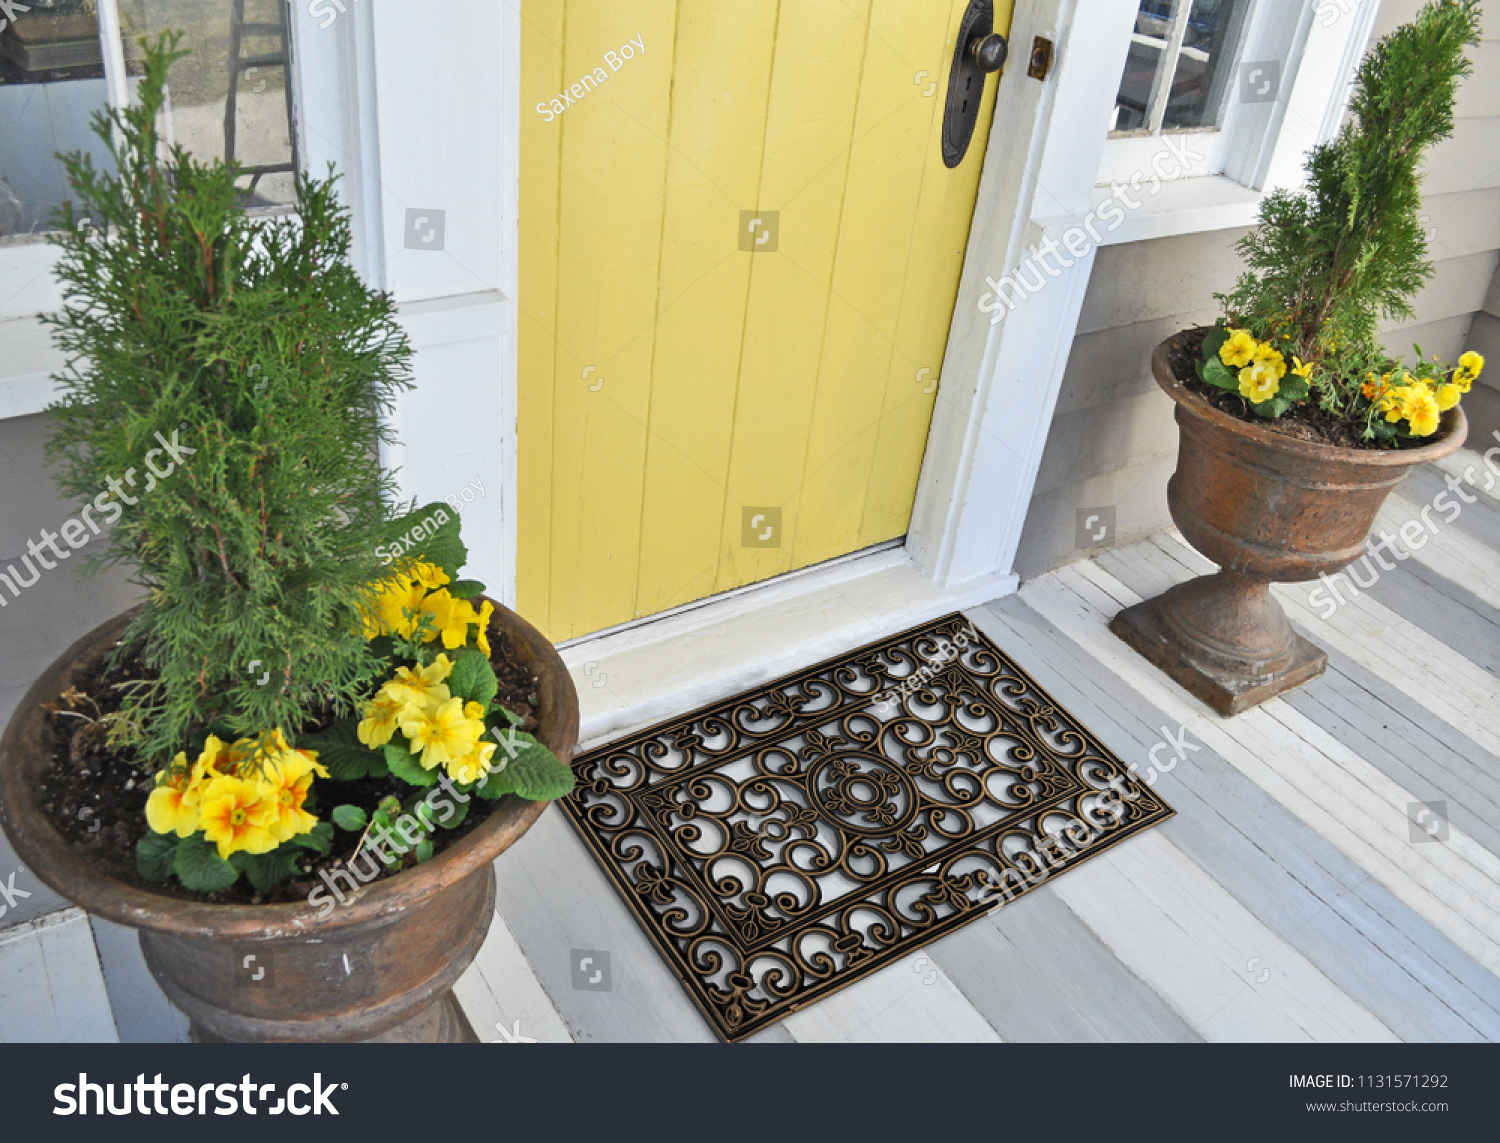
1109,569,1327,716
187,992,479,1043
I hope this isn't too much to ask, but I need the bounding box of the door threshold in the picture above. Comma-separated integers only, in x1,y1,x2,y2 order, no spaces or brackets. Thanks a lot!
555,544,1018,750
556,539,906,651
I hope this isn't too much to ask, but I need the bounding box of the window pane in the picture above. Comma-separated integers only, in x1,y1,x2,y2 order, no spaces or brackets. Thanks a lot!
1161,0,1248,130
0,1,125,236
1113,0,1179,133
122,0,297,206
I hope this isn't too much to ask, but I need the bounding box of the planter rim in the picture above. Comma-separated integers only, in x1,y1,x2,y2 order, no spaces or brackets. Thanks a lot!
1153,331,1468,466
0,599,578,940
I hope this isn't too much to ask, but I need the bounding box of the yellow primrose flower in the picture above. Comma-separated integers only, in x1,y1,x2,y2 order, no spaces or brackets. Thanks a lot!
1239,359,1282,403
401,695,483,770
425,589,479,650
373,577,429,640
446,739,499,786
146,762,201,838
476,599,494,658
357,689,406,748
197,776,277,861
1251,342,1287,381
257,750,324,844
1291,356,1314,380
1435,382,1463,412
1219,328,1258,369
384,654,455,713
1380,386,1412,422
1404,386,1441,437
409,562,450,591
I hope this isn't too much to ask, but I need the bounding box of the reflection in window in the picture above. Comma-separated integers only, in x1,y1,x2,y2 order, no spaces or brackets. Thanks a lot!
1112,0,1249,136
0,0,297,238
125,0,299,206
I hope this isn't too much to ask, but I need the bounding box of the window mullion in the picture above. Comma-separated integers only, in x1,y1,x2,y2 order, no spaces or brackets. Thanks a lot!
1147,2,1193,134
95,0,131,111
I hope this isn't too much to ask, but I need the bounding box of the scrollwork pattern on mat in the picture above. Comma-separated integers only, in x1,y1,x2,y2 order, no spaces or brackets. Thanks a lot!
563,614,1174,1040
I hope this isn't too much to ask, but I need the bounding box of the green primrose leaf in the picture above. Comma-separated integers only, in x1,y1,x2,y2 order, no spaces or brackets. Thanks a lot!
173,835,240,892
136,831,179,883
448,648,499,710
385,738,439,787
298,721,389,780
293,820,335,855
414,840,435,863
476,726,575,802
332,804,368,831
1201,357,1240,391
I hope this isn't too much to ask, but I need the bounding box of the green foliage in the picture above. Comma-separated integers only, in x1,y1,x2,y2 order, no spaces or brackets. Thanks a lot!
475,725,575,802
42,35,414,766
331,804,368,831
230,847,304,895
1214,0,1481,410
384,738,439,786
292,820,334,855
448,649,499,710
135,831,178,882
172,835,239,892
298,722,389,781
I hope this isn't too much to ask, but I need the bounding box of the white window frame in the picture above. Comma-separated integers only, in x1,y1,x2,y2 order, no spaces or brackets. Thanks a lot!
1093,0,1380,244
0,0,307,418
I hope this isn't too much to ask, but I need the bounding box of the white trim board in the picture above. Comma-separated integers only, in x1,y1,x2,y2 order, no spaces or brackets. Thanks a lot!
559,547,1016,751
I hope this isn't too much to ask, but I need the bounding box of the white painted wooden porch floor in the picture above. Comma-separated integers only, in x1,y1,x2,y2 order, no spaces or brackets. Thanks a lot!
5,446,1499,1043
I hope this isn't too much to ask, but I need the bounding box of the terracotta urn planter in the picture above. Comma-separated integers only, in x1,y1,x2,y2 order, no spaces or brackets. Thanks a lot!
1110,333,1467,716
0,601,578,1042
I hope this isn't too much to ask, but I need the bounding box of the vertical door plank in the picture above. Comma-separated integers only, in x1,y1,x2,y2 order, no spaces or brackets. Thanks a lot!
713,1,876,594
546,1,680,639
860,1,1007,548
792,0,962,570
517,0,567,631
632,2,783,618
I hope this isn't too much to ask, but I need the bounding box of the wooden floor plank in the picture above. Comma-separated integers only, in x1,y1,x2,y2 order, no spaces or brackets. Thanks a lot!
89,916,189,1044
490,807,721,1042
781,952,1003,1043
0,910,117,1043
975,596,1497,1041
1022,563,1500,977
454,897,574,1044
1051,831,1397,1041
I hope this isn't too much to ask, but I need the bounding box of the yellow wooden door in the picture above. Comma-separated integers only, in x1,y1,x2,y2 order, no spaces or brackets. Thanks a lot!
519,0,1009,641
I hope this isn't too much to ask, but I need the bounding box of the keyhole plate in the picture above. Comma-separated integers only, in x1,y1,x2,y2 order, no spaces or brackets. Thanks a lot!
943,0,997,168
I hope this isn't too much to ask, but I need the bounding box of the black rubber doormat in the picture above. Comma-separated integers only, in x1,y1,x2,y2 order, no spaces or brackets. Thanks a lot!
560,613,1175,1041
